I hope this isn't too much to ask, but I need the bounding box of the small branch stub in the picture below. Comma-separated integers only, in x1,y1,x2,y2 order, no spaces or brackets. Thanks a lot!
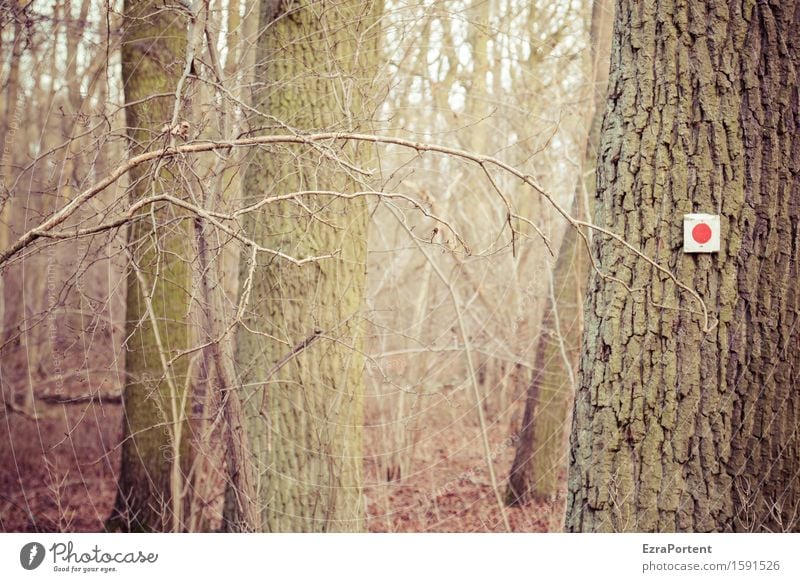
683,214,720,253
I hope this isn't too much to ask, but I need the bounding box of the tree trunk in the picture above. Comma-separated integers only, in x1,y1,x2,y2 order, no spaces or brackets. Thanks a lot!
506,0,614,507
228,0,383,532
567,0,800,532
109,0,193,532
1,8,25,354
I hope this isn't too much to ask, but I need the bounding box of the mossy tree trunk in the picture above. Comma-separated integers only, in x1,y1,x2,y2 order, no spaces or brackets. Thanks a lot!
506,0,614,507
567,0,800,532
228,0,383,532
109,0,193,532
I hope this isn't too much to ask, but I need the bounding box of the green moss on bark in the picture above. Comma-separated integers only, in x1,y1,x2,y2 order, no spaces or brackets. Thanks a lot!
230,0,383,532
109,0,193,532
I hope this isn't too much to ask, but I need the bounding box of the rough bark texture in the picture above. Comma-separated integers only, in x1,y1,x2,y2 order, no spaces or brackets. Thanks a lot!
567,0,800,532
229,0,382,532
507,0,614,506
110,0,193,532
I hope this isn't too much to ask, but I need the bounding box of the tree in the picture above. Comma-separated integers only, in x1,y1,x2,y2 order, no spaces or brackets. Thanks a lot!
506,0,614,508
228,0,383,532
567,0,800,532
0,3,26,408
109,0,193,532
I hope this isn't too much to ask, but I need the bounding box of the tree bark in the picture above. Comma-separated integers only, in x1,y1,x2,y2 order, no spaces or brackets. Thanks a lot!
507,0,614,507
567,0,800,532
109,0,193,532
228,0,383,532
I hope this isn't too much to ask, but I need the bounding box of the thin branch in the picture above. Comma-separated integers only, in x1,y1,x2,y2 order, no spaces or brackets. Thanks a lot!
0,132,713,331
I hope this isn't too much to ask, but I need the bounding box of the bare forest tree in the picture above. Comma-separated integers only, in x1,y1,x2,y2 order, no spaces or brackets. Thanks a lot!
108,0,194,532
226,0,383,532
364,0,587,529
506,0,613,510
567,0,800,532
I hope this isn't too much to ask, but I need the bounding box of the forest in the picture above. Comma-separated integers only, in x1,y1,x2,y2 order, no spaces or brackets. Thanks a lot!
0,0,798,534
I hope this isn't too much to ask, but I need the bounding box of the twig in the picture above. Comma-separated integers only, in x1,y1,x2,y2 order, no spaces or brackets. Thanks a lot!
258,328,324,419
0,132,713,332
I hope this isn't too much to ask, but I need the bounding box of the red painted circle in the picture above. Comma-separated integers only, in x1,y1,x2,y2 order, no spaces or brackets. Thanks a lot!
692,223,713,244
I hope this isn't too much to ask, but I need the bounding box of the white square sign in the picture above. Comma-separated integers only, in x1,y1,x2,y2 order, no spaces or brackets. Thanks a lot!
683,214,720,253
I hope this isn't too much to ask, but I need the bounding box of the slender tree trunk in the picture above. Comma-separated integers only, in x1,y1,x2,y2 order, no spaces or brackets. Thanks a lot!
568,0,800,532
109,0,193,532
1,9,25,352
506,0,614,507
228,0,383,532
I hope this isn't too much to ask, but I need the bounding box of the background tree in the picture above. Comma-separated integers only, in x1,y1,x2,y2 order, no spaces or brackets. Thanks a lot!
365,0,587,514
0,0,129,532
0,2,24,361
109,0,194,532
229,0,384,532
568,0,800,532
506,0,614,509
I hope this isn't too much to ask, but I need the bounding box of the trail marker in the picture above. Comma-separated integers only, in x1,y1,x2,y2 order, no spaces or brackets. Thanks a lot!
683,214,720,253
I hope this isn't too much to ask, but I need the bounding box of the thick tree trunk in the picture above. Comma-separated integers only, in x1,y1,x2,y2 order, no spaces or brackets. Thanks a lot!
109,0,193,532
228,0,382,532
567,0,800,532
506,0,614,507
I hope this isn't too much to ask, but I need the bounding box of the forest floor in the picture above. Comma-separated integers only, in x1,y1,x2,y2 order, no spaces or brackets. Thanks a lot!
362,393,563,532
0,342,122,532
0,346,564,533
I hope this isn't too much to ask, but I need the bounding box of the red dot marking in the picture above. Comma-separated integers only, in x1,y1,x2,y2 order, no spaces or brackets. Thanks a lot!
692,223,713,244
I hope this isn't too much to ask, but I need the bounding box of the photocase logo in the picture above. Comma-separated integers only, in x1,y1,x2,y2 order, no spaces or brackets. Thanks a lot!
20,542,46,570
